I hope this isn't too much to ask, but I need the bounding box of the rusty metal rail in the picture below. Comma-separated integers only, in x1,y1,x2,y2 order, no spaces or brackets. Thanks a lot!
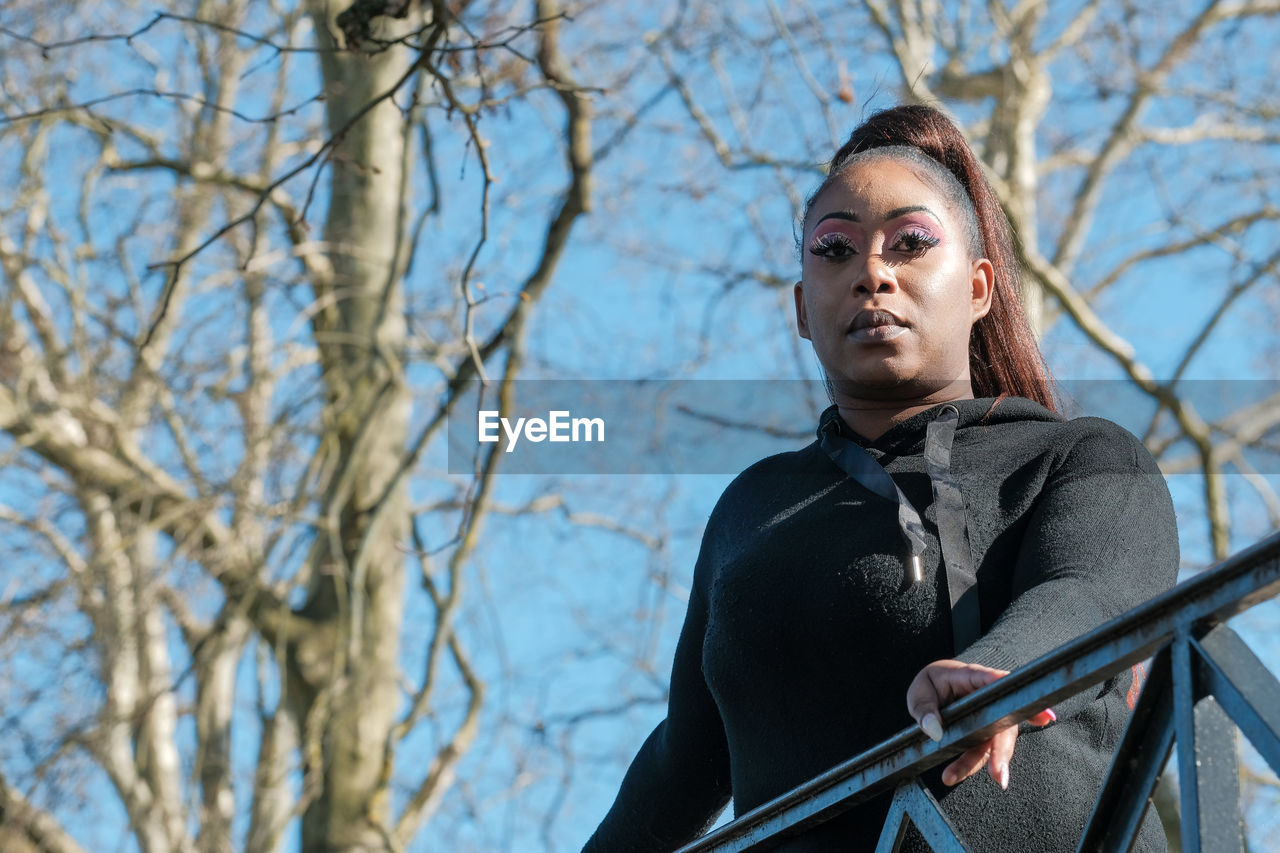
675,530,1280,853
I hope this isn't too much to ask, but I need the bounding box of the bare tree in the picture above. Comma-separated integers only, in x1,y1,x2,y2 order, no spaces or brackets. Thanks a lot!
635,0,1280,559
0,1,595,850
0,1,1276,851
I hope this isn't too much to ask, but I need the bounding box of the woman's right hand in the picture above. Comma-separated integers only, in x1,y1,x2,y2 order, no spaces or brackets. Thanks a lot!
905,659,1055,789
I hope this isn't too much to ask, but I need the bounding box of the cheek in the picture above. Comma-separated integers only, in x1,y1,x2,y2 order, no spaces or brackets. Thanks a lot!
919,260,975,310
798,266,842,305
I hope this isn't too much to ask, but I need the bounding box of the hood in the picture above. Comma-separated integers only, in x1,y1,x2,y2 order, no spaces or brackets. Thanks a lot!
816,395,1062,456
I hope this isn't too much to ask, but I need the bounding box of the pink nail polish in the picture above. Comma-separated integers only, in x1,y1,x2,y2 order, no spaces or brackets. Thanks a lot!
1046,708,1057,722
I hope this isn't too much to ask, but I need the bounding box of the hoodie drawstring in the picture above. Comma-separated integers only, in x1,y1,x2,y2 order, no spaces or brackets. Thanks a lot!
818,404,982,654
924,405,982,653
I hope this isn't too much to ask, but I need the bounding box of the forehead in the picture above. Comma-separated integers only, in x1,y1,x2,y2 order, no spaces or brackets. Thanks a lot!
807,157,954,230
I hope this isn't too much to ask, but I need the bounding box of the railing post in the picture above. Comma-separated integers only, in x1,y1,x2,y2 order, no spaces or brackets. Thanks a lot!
1172,627,1244,853
1077,645,1175,853
1191,624,1280,779
873,780,972,853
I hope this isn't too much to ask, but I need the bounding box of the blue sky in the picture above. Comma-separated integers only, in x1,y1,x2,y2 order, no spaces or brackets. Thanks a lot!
1,1,1279,851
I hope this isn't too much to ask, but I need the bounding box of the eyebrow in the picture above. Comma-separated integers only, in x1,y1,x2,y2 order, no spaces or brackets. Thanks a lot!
814,204,940,227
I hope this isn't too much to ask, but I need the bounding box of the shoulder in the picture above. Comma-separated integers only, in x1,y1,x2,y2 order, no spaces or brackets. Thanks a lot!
706,442,830,523
691,442,832,576
961,398,1160,476
1049,416,1163,477
1025,416,1175,529
716,435,834,494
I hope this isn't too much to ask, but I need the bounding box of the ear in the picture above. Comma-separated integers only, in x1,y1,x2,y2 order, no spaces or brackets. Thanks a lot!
969,258,994,323
793,280,811,340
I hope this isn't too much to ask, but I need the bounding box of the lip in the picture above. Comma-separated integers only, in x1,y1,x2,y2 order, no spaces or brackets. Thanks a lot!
848,309,909,342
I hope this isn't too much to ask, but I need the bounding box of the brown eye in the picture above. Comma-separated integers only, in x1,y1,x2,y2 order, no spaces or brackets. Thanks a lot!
809,233,856,259
893,230,941,254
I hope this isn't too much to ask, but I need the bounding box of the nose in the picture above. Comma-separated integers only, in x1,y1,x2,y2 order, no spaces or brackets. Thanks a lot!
852,252,898,295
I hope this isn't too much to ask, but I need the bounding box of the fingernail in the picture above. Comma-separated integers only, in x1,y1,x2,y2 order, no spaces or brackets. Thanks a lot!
920,712,943,742
1045,708,1057,722
997,762,1009,791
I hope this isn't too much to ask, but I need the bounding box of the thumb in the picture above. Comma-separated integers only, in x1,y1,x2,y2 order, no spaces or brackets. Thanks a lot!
904,678,944,742
907,661,1008,742
918,708,944,742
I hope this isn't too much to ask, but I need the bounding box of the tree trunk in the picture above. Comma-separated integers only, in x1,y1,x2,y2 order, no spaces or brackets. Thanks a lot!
291,5,417,850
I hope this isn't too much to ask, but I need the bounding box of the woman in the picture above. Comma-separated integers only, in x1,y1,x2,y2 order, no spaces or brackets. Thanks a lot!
582,105,1177,852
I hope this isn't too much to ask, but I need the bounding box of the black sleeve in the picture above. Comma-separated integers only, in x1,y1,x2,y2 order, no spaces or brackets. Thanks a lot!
582,530,732,852
954,418,1179,721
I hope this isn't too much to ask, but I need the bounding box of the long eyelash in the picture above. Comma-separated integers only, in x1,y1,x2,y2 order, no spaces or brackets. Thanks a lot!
896,231,941,252
809,232,854,256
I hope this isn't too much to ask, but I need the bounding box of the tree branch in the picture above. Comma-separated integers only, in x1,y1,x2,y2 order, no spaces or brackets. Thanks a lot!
1019,243,1231,558
1053,0,1264,273
0,771,87,853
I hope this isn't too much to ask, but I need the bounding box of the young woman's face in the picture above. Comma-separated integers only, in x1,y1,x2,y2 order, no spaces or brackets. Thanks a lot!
794,157,993,401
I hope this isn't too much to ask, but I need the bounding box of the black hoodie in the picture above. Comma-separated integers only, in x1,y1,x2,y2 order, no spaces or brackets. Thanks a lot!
584,397,1178,852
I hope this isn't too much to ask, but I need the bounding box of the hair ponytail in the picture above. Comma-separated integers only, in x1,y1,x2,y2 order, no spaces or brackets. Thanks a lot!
820,104,1057,411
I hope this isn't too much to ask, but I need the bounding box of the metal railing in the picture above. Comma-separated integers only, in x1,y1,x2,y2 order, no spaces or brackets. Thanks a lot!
676,530,1280,853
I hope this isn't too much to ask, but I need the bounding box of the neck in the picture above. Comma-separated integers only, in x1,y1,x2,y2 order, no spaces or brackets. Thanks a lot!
832,380,975,441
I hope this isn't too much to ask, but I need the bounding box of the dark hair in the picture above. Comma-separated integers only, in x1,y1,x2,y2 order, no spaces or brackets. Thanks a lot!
803,104,1057,411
